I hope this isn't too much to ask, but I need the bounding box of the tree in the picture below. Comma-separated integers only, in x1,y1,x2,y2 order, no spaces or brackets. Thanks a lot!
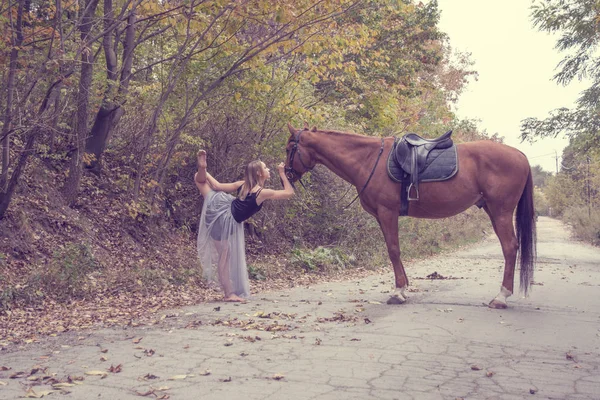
521,0,600,148
531,165,553,188
62,0,101,204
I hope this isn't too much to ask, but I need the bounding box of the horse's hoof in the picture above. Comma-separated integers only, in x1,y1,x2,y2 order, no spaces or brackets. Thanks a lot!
488,299,508,309
387,295,406,305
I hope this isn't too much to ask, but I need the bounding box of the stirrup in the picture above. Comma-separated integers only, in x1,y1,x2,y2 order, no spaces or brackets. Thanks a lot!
407,183,419,201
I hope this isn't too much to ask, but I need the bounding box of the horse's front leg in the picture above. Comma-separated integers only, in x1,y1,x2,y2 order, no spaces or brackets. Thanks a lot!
376,208,409,304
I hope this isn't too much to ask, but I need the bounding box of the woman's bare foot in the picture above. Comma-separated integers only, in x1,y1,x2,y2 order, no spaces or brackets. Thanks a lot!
223,294,247,303
197,150,207,168
196,150,207,183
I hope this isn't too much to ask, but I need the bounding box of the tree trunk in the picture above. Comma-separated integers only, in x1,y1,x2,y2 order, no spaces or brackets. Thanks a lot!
85,9,136,172
62,0,100,204
0,133,35,219
0,0,24,191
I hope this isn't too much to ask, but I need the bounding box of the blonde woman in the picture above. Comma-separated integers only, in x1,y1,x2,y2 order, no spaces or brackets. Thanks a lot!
195,150,294,302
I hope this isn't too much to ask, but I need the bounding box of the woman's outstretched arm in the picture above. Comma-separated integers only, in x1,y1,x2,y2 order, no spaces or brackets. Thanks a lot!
257,162,295,203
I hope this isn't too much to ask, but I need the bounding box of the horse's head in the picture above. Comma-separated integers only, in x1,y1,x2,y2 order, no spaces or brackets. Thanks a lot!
284,122,317,182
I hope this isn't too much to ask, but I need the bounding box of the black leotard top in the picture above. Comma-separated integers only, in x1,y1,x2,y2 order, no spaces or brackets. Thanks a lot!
231,188,263,223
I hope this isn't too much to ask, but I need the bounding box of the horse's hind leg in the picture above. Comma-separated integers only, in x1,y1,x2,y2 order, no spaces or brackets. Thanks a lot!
376,208,408,304
484,205,518,309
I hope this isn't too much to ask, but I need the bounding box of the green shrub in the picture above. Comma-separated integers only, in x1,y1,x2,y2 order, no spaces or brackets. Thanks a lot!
36,243,100,301
563,206,600,245
248,264,267,281
290,246,352,272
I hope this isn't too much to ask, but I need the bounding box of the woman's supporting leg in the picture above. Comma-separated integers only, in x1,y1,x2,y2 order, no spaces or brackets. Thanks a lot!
215,240,245,302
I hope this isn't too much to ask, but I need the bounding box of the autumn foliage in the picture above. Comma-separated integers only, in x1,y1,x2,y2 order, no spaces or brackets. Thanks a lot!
0,0,493,343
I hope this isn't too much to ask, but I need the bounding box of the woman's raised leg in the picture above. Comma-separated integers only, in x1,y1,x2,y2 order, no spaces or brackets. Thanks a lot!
196,150,208,183
195,150,212,197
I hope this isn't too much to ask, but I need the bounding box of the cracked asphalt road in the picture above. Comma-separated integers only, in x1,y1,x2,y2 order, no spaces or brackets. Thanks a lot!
1,216,599,400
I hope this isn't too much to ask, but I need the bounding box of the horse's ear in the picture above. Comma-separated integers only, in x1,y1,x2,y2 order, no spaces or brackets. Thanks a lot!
303,121,309,130
287,122,296,135
311,126,317,132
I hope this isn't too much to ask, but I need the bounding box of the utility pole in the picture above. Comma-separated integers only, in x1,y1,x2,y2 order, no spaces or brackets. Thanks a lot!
587,156,591,217
555,150,559,174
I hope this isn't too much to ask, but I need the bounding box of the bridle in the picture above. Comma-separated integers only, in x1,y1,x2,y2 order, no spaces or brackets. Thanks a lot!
285,127,386,209
285,127,312,188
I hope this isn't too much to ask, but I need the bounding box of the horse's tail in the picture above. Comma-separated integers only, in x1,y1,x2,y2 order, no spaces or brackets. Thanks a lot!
516,166,537,296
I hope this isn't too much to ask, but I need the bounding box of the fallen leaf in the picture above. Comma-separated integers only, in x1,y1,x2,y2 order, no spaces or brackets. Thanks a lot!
21,388,57,398
10,371,27,379
486,371,495,377
132,337,143,344
470,365,482,371
271,374,284,380
0,366,11,371
85,370,108,378
108,364,122,373
135,389,156,397
100,356,108,362
199,370,211,376
52,383,75,389
167,375,188,380
0,381,7,386
219,377,232,382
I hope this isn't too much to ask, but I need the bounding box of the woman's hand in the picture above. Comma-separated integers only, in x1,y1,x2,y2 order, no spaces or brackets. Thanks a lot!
277,162,286,175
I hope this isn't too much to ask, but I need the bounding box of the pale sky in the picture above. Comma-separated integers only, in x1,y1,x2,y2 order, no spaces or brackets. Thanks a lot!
436,0,587,173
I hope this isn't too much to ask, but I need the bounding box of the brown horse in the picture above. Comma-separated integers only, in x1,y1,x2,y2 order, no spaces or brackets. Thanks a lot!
284,124,536,308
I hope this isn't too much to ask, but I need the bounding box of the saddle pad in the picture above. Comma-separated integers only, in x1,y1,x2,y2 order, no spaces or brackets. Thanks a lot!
387,141,459,183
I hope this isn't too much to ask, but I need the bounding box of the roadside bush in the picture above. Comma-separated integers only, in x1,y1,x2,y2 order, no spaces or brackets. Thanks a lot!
291,246,354,272
563,206,600,245
34,243,100,301
534,187,550,216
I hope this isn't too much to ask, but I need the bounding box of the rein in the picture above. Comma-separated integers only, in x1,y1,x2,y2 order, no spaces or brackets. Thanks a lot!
341,138,385,209
286,129,385,210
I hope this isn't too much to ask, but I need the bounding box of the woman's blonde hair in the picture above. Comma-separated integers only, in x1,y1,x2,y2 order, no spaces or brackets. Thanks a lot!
238,160,264,199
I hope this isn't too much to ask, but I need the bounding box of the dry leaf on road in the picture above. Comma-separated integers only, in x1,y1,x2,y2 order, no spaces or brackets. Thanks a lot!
85,370,108,378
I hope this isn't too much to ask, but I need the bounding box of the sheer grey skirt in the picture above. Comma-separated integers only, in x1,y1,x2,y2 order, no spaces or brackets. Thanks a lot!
197,191,249,298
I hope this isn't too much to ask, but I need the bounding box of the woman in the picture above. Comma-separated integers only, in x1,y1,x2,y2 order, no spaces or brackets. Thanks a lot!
195,150,294,302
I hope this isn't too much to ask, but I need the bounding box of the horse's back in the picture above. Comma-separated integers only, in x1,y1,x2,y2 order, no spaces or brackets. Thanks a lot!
405,140,530,218
457,140,531,202
458,140,530,171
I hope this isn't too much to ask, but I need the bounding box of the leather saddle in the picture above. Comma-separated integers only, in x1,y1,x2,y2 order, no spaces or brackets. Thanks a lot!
391,131,454,200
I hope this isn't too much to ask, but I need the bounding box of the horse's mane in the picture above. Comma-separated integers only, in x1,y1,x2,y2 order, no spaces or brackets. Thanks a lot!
314,128,361,137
